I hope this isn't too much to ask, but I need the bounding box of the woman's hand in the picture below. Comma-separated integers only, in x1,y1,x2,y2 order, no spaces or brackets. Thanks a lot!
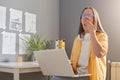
84,19,96,33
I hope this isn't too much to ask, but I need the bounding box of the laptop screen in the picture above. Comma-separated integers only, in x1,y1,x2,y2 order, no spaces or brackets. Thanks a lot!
34,49,75,77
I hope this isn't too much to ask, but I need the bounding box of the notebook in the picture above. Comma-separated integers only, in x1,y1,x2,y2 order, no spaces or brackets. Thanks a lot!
34,49,91,77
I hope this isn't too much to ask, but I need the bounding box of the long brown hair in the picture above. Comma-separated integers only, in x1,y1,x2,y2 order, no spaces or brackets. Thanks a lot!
78,7,105,38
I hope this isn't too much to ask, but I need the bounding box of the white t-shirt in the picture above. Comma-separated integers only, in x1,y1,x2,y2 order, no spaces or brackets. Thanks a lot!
77,34,90,74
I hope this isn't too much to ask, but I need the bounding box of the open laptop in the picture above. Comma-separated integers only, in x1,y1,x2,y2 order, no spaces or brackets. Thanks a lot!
34,49,91,77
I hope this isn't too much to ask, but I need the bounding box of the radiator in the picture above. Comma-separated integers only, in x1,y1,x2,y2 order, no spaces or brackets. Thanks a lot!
111,62,120,80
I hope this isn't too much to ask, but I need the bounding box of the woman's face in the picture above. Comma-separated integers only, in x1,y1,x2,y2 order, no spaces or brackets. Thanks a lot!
81,8,94,33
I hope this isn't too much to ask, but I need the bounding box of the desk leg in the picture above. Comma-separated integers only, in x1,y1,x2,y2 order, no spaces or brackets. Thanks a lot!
14,69,19,80
48,76,51,80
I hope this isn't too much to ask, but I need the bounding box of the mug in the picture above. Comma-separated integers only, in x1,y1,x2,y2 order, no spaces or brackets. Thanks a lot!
55,39,65,49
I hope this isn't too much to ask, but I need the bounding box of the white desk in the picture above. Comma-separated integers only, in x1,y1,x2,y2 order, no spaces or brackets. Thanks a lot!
0,62,41,80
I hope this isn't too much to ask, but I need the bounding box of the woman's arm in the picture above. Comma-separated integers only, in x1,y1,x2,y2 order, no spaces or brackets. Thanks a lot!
90,32,108,58
85,20,108,58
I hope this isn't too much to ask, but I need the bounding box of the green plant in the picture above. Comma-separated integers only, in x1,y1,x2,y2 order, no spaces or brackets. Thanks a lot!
23,34,49,61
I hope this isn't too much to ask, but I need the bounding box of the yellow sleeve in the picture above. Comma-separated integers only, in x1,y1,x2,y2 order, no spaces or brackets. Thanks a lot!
70,38,77,73
70,37,82,74
98,32,108,55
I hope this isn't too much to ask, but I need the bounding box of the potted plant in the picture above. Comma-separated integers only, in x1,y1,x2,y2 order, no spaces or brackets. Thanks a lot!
23,34,49,61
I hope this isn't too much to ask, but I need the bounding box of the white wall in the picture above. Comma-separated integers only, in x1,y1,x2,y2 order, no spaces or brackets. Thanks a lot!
37,0,59,40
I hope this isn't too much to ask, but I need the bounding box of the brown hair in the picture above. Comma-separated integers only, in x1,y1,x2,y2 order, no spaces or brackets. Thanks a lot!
78,7,105,38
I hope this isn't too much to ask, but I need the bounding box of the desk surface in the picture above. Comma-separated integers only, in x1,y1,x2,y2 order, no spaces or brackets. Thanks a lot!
0,62,39,68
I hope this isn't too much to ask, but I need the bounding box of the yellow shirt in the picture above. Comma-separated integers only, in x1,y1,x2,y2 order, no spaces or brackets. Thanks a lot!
70,32,108,80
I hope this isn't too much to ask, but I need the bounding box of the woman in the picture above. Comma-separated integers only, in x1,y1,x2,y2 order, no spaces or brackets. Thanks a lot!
51,7,108,80
70,7,108,80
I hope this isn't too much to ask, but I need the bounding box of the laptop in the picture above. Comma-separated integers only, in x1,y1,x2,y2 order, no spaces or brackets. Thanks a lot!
34,49,91,77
